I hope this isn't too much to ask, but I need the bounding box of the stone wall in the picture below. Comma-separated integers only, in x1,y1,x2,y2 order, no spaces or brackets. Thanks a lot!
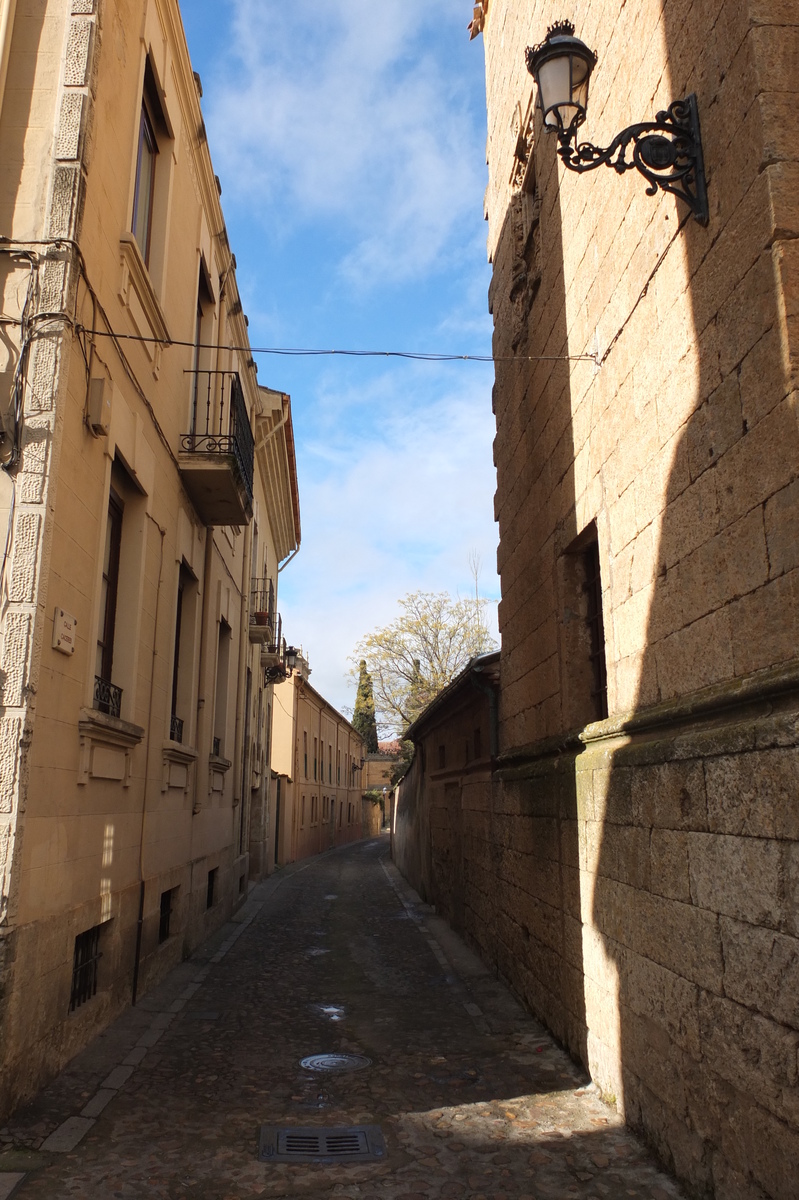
405,2,799,1196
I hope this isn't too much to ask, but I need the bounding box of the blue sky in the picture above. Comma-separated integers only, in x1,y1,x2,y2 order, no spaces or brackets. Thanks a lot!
181,0,498,716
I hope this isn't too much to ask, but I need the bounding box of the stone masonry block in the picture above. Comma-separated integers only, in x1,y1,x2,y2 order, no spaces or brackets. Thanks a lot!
56,92,85,161
620,946,702,1060
720,917,799,1029
730,570,799,679
630,759,708,831
0,717,22,813
49,164,83,239
689,832,782,927
1,613,32,708
765,477,799,579
8,512,41,603
698,991,799,1119
705,747,799,840
650,829,692,903
591,876,724,993
654,605,734,701
64,19,92,87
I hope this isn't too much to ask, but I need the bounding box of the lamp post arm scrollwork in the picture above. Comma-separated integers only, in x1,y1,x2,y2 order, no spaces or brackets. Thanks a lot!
556,94,708,225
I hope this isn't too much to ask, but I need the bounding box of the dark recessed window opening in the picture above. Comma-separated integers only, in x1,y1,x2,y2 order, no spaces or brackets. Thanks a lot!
70,925,103,1012
583,540,608,720
159,887,177,943
206,867,218,910
438,744,446,770
474,728,482,759
239,873,246,895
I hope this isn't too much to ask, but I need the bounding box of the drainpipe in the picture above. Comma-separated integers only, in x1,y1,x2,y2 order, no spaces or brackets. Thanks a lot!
192,527,214,816
232,516,252,818
0,0,18,121
132,516,166,1005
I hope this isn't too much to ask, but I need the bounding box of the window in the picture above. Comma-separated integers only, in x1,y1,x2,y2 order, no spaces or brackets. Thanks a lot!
70,925,103,1012
583,540,608,720
303,732,308,778
159,887,177,943
313,737,318,781
170,566,196,743
214,620,232,758
206,868,218,909
337,748,341,785
474,728,482,759
328,744,332,784
189,261,216,434
301,795,306,829
132,102,158,265
438,744,446,770
95,489,123,715
559,525,608,727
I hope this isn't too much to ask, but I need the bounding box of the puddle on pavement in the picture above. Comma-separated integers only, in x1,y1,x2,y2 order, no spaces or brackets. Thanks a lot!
313,1003,345,1022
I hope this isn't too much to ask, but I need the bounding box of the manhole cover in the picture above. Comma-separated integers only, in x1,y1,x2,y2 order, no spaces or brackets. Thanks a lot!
300,1053,371,1073
259,1124,386,1163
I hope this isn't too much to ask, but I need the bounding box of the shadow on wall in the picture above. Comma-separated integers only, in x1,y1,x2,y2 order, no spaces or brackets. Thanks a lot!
0,3,46,232
589,2,799,1197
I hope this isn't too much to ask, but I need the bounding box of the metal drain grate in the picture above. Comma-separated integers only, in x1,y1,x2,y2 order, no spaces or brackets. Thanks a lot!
259,1124,386,1164
300,1053,371,1072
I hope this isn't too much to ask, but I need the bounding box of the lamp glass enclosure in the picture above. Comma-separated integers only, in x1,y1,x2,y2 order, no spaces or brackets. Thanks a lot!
527,25,596,142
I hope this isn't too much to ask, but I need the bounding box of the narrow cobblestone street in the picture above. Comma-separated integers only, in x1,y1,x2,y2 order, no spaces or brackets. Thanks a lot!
0,838,686,1199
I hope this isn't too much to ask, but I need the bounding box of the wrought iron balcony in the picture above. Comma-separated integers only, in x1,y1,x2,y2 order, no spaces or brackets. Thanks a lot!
180,370,254,526
94,675,122,719
249,577,276,643
170,714,184,744
212,736,221,758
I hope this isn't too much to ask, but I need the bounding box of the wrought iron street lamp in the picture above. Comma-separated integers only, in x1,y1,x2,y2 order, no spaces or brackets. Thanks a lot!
285,645,298,673
525,21,708,225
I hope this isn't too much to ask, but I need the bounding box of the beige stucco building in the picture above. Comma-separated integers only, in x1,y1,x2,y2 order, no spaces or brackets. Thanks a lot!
396,3,799,1198
0,0,299,1116
270,656,379,866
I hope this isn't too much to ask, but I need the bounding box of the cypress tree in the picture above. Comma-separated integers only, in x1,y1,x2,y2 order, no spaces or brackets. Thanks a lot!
352,659,379,753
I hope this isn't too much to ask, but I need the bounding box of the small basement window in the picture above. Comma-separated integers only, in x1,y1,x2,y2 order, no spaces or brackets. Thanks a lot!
206,867,218,909
159,887,177,943
70,924,103,1012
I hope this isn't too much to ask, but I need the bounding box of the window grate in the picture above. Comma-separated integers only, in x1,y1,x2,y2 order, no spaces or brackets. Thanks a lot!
70,925,102,1012
583,541,608,720
159,888,176,943
259,1125,385,1164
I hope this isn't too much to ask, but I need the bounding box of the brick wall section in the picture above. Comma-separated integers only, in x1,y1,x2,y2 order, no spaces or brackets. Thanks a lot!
393,2,799,1197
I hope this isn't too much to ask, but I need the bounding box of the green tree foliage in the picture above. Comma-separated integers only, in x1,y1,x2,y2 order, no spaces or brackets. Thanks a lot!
352,591,496,737
352,659,379,753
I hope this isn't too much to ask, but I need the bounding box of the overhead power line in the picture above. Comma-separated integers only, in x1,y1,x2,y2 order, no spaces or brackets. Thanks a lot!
73,326,598,365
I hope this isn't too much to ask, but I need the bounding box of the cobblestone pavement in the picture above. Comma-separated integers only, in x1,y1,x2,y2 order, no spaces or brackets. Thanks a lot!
0,836,687,1199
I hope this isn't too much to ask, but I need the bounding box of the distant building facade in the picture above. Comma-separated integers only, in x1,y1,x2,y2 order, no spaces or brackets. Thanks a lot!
0,0,299,1116
270,658,379,865
397,3,799,1197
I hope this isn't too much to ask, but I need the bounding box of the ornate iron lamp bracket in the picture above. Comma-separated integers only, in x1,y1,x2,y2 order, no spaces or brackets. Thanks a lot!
558,94,708,225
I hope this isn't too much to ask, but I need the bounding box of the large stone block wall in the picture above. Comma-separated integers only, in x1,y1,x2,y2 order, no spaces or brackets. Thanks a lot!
446,0,799,1195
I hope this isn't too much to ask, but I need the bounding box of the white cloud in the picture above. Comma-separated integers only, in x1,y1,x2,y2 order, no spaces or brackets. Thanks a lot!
277,362,499,713
205,0,487,287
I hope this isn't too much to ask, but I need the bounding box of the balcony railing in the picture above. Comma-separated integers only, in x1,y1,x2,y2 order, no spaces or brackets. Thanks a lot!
179,370,255,525
249,576,276,643
212,736,221,758
94,675,122,719
170,714,184,744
